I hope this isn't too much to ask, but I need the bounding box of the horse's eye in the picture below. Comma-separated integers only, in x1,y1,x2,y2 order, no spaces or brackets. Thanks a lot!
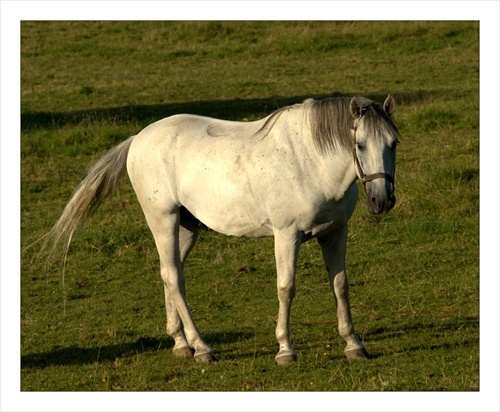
356,143,365,151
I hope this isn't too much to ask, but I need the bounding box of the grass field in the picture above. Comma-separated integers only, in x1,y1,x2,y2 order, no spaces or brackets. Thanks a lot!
19,20,480,394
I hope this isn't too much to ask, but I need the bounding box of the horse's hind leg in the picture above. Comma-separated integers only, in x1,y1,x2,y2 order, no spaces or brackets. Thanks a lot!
149,210,214,362
165,224,200,359
318,226,368,360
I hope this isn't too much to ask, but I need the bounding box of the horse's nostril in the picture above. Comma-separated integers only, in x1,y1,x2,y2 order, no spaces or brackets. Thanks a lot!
371,197,376,204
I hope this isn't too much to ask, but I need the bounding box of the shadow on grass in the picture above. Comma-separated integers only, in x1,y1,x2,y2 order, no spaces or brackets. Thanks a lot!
21,91,434,131
21,318,478,368
21,331,254,370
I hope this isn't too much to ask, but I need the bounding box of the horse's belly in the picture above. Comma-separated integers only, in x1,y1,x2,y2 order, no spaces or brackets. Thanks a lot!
213,221,274,238
184,199,273,238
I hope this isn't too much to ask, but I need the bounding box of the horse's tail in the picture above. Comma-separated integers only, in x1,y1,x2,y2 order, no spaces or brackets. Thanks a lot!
42,135,136,263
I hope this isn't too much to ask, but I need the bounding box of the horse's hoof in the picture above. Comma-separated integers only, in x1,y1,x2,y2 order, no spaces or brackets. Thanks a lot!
172,346,194,358
275,352,297,365
194,351,215,363
345,347,369,360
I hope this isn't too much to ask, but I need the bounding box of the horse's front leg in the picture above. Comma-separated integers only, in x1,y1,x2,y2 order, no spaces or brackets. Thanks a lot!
273,230,301,365
318,225,368,359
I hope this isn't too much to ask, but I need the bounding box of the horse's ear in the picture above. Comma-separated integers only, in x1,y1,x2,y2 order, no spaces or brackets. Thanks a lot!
350,97,364,119
383,94,396,116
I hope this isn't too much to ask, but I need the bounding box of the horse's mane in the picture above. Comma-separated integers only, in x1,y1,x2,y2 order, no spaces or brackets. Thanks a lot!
256,96,399,155
306,97,353,154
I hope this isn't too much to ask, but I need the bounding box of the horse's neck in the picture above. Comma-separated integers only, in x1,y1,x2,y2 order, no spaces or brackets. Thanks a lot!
315,147,358,201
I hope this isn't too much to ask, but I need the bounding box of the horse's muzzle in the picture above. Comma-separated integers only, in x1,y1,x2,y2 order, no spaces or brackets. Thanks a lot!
365,187,396,214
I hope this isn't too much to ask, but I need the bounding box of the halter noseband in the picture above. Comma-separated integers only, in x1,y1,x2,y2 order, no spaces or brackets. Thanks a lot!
352,128,395,190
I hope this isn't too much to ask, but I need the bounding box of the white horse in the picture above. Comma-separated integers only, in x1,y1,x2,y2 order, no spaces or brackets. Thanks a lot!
44,94,399,364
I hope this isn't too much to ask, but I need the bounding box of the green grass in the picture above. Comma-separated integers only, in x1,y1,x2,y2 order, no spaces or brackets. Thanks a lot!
20,21,479,392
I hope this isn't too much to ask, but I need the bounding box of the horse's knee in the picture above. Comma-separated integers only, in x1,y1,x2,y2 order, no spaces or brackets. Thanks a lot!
277,282,296,302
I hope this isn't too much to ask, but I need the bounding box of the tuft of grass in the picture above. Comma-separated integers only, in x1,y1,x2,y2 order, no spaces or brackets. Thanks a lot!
21,21,478,392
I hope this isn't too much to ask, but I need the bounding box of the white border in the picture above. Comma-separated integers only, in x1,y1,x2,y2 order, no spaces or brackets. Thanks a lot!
2,1,499,411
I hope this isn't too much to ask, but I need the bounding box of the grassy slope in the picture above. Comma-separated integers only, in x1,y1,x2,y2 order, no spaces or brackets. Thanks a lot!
21,21,478,391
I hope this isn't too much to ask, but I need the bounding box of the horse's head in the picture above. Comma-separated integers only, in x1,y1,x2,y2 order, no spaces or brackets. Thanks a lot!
350,95,399,214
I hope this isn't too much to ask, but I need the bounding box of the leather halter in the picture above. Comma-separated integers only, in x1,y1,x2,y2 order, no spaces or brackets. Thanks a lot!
352,128,395,190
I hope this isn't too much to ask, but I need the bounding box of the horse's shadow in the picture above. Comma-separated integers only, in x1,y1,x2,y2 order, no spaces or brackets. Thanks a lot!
21,317,477,368
21,331,254,370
